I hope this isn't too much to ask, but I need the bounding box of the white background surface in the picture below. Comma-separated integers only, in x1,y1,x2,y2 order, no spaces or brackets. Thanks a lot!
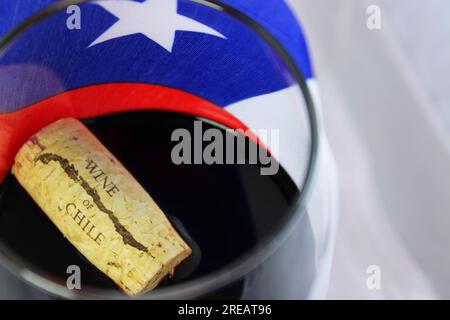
1,0,449,300
289,0,450,299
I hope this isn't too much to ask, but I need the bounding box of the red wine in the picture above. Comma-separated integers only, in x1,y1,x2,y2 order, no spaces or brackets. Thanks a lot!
0,111,299,295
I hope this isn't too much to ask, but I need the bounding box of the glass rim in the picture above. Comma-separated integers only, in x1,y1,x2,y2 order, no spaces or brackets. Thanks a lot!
0,0,320,299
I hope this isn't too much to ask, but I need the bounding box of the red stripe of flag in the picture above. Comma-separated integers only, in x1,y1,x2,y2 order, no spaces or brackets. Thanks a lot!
0,83,258,182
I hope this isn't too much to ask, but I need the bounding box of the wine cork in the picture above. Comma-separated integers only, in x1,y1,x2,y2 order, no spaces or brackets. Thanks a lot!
11,118,192,296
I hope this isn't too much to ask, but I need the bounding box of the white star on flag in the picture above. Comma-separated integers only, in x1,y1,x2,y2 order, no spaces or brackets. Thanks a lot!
89,0,226,52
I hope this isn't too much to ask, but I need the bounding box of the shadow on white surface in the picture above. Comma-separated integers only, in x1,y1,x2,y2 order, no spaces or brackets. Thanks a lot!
290,0,450,299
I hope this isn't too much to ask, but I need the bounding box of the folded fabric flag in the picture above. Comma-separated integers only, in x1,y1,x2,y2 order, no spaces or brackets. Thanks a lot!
0,0,314,185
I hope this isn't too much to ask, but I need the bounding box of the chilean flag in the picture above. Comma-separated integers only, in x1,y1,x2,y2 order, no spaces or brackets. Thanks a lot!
0,1,340,299
0,0,315,183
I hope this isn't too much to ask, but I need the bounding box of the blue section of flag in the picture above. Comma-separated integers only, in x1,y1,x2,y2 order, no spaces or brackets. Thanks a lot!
220,0,313,79
0,0,57,38
0,0,313,112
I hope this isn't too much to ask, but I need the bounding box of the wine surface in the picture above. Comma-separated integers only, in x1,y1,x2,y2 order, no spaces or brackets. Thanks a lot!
0,111,299,294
